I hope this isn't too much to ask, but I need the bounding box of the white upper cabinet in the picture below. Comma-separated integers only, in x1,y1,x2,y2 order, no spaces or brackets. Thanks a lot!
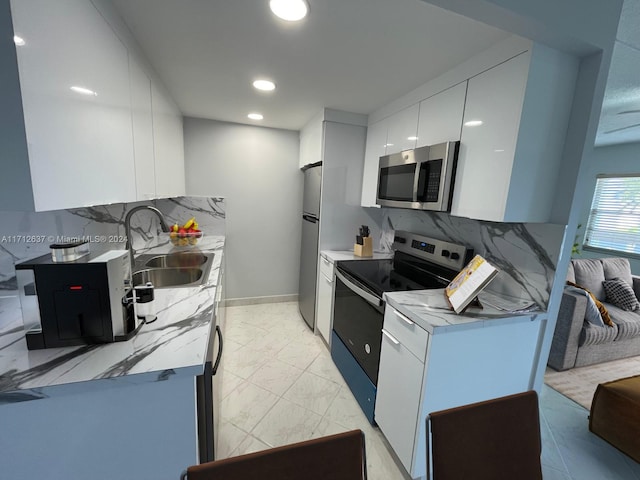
450,47,577,222
299,113,324,169
385,104,419,155
152,82,186,198
11,0,137,211
416,82,467,147
360,118,388,207
450,54,528,222
129,57,156,201
2,0,186,211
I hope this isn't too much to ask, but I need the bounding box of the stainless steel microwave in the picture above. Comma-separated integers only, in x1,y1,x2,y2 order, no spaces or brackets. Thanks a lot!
376,141,459,212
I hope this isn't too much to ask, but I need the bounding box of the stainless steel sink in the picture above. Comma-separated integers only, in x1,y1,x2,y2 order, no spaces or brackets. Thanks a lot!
132,267,204,288
132,252,215,288
144,251,212,268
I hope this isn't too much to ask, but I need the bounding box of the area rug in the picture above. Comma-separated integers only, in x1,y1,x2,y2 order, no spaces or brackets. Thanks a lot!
544,355,640,410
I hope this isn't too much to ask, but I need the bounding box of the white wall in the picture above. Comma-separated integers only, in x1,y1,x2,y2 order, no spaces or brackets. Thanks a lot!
573,142,640,274
183,117,302,300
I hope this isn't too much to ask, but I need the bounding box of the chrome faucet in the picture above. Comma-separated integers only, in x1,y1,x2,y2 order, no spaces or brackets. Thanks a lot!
124,205,171,276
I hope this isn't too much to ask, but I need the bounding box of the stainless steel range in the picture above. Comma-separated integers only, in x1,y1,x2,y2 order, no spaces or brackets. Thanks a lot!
330,231,473,423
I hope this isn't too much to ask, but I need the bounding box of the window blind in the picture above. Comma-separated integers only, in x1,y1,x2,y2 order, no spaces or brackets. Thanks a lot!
584,175,640,255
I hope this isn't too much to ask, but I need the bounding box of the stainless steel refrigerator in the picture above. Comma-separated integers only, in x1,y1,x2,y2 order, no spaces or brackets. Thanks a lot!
298,162,322,329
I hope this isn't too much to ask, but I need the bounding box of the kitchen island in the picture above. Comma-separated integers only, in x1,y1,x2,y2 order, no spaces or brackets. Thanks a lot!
0,235,225,480
377,288,546,478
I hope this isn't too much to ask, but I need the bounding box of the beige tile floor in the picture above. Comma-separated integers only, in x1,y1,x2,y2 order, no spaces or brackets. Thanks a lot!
217,301,409,480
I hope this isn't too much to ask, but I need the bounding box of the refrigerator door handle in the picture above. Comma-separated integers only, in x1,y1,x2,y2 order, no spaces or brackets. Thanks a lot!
303,214,319,223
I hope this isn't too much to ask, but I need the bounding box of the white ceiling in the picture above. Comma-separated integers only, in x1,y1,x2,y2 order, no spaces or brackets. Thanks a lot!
110,0,509,131
111,0,640,146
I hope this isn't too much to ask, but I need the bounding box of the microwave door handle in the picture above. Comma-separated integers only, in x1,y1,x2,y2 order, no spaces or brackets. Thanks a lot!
335,270,382,307
412,162,422,203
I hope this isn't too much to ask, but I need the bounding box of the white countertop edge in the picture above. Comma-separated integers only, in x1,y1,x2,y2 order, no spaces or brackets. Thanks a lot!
383,291,544,335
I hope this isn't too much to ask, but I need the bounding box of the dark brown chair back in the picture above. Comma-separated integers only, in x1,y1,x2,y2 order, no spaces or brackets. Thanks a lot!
427,390,542,480
182,429,366,480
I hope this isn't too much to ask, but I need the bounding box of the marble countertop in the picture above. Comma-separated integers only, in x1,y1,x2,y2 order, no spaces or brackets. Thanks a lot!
0,235,224,395
383,289,546,335
321,250,393,262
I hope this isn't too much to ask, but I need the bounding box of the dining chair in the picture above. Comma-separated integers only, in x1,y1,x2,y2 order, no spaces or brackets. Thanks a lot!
180,429,367,480
427,390,542,480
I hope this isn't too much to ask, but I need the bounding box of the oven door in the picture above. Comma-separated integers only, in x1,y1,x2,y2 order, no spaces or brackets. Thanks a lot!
332,268,384,385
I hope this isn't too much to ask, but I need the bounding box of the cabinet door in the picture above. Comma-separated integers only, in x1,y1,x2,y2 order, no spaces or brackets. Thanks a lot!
416,82,467,147
375,327,426,472
360,119,387,207
385,104,419,154
152,82,186,198
12,0,137,211
299,119,323,169
316,269,333,346
450,54,528,221
129,57,156,200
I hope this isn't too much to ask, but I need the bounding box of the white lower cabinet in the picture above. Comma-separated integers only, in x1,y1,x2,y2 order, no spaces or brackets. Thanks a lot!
375,325,426,471
376,304,543,479
316,256,335,345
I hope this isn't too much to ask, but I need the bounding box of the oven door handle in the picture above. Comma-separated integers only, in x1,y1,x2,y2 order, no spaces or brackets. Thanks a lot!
335,270,382,307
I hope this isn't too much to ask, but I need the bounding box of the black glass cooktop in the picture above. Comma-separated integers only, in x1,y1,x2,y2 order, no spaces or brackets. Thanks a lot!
337,251,458,298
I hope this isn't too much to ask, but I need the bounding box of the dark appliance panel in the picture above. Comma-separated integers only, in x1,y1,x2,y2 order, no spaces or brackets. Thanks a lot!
332,269,383,385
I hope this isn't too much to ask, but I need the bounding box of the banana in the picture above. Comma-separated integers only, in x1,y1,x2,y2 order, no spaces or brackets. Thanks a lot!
183,217,196,230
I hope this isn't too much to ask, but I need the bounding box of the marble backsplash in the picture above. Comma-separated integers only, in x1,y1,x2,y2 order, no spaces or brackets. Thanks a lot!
377,209,567,309
0,196,225,293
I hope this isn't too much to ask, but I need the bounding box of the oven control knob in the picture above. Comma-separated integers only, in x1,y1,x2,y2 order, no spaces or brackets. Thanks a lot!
450,252,460,260
441,249,450,257
364,344,371,354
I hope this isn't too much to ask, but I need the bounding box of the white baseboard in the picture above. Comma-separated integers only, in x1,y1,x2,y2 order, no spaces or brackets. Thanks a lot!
224,294,299,307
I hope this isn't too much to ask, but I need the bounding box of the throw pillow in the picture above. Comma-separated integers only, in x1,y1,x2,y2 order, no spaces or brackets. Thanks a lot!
565,285,606,327
602,278,640,312
566,281,614,327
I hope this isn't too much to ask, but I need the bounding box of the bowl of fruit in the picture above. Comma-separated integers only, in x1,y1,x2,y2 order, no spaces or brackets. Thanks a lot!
169,217,203,246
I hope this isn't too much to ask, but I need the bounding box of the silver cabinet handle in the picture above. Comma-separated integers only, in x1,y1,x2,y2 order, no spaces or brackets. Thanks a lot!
322,257,330,265
395,309,414,326
323,274,333,284
382,329,400,345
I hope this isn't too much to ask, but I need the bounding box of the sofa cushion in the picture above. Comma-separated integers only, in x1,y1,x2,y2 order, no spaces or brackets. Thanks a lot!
603,278,640,312
579,321,619,347
566,262,576,284
572,259,606,301
603,258,633,286
608,303,640,341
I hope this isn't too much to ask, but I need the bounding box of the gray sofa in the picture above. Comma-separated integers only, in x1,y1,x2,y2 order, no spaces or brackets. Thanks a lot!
548,257,640,371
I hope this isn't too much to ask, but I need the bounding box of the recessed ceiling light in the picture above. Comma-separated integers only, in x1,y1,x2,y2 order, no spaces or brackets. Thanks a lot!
248,112,264,120
407,136,418,141
253,79,276,91
70,86,98,96
269,0,309,21
464,120,483,127
13,35,25,46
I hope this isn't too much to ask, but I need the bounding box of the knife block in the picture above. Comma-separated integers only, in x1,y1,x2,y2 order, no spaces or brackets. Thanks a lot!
354,237,373,257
